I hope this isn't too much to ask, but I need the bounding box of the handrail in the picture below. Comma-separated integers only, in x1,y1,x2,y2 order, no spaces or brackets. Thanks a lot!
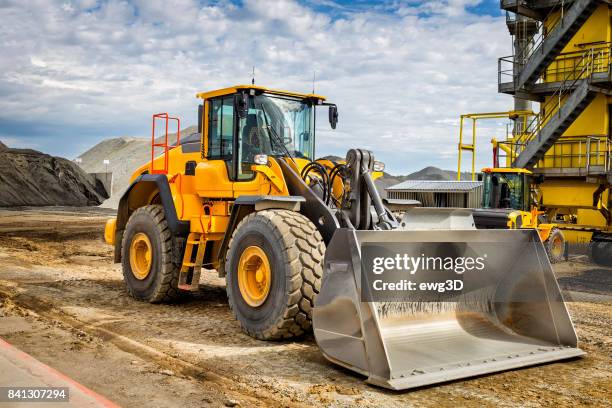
498,1,601,87
511,45,610,155
513,1,566,66
496,136,611,173
151,113,181,175
500,42,611,85
544,43,611,79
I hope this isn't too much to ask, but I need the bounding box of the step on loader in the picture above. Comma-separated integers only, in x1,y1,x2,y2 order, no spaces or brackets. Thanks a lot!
104,85,583,390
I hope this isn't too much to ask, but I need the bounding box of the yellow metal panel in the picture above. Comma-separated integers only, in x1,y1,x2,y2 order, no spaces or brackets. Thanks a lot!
232,172,274,197
577,208,607,226
250,159,290,195
563,95,607,137
564,4,608,52
195,161,234,198
540,181,603,208
196,84,326,101
545,5,608,56
560,229,593,245
104,219,116,245
482,167,532,174
168,176,201,221
251,164,284,192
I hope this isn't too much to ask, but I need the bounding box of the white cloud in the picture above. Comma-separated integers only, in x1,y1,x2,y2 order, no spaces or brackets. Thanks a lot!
0,0,511,174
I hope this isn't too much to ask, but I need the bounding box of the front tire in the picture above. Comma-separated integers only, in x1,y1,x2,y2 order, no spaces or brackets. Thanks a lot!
225,210,325,340
545,228,565,263
121,205,181,303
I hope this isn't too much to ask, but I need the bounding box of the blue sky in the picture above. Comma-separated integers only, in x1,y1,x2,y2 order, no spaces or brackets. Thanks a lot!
0,0,512,175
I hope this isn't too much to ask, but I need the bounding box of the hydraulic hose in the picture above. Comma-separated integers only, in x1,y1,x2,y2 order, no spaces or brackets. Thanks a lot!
301,162,330,204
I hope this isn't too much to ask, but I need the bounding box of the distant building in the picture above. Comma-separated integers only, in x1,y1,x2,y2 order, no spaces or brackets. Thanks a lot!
385,180,483,208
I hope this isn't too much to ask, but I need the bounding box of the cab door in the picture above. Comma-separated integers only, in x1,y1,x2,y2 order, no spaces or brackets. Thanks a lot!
194,95,235,198
196,93,271,198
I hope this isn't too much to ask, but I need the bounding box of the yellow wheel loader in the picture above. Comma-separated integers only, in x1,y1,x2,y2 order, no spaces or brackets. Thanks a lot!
104,85,583,390
473,167,567,263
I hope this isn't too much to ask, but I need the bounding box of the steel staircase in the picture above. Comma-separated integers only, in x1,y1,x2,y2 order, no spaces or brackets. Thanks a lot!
512,42,612,168
502,0,611,170
510,43,612,169
514,0,599,90
513,80,597,168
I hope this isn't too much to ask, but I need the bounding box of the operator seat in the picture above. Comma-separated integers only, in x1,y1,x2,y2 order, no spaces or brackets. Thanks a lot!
241,114,262,163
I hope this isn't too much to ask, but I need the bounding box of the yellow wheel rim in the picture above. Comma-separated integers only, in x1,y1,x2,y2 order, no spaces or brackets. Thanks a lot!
237,246,272,307
551,235,564,259
130,232,153,280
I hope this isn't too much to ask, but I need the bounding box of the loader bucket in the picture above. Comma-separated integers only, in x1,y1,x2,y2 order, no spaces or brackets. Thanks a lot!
313,224,584,390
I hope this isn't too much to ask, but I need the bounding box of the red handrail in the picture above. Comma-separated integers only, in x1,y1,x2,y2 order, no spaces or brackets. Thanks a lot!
151,113,180,174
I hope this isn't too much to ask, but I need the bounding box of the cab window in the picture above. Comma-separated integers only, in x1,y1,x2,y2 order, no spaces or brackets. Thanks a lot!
209,96,235,178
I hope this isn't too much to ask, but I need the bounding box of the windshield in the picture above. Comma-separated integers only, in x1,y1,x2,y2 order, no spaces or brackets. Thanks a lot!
482,172,526,210
237,94,314,172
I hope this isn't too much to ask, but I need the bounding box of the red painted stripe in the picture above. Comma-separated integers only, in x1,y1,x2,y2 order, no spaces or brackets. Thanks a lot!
0,337,120,407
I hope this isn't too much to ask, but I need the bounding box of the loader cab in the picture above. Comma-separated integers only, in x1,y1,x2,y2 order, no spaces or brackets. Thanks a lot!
481,168,532,211
197,85,335,183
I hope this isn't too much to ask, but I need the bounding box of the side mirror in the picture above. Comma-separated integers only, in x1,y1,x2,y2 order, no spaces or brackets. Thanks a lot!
328,105,338,129
235,93,248,119
477,173,483,182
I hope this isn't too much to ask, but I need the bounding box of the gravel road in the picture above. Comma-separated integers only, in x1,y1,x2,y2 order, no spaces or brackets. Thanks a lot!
0,207,609,407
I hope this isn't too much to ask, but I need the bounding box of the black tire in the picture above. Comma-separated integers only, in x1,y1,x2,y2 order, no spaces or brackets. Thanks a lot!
545,228,565,263
591,241,612,266
121,205,181,303
225,210,325,340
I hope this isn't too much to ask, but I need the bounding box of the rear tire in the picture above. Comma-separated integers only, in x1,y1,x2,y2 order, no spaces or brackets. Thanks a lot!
121,205,182,303
225,210,325,340
545,228,565,263
591,241,612,266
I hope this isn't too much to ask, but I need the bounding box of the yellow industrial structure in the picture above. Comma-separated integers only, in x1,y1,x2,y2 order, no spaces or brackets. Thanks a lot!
104,84,584,390
457,110,534,180
459,0,612,264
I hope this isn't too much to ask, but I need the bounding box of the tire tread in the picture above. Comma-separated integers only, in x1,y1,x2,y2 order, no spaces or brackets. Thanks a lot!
121,205,181,303
225,209,325,340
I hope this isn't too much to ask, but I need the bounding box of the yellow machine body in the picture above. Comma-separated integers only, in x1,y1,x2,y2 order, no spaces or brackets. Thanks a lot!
478,167,558,243
105,84,381,273
104,84,583,390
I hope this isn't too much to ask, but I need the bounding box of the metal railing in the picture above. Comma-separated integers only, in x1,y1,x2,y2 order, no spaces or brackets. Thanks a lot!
513,1,567,66
510,45,610,156
498,55,516,85
498,1,583,87
496,136,612,173
544,43,612,81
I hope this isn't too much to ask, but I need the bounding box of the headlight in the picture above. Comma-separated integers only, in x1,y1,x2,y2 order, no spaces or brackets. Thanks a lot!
254,154,269,165
373,161,385,172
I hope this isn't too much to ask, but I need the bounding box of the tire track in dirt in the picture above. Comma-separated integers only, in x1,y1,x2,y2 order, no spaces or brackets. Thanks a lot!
0,283,307,408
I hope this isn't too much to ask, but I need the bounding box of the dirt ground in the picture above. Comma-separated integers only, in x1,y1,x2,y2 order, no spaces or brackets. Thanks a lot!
0,207,610,407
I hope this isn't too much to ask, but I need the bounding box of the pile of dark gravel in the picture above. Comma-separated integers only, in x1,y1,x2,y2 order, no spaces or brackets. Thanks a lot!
0,141,107,207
